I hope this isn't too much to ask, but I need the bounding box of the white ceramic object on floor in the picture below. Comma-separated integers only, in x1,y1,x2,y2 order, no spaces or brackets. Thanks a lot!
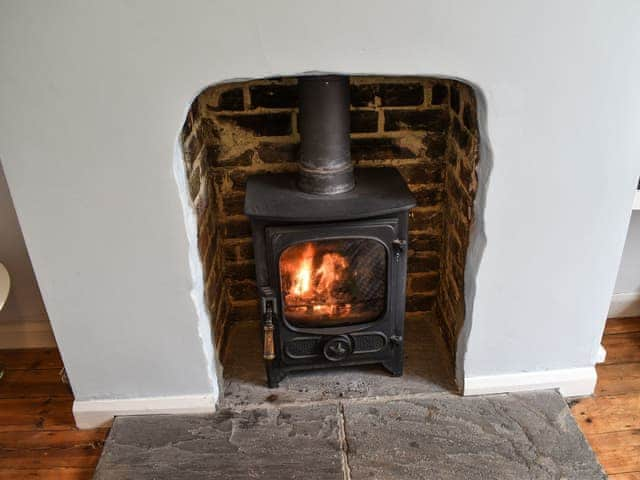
0,262,10,311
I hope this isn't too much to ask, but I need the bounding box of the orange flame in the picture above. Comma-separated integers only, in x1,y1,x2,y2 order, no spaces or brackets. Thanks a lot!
291,244,314,297
281,243,351,318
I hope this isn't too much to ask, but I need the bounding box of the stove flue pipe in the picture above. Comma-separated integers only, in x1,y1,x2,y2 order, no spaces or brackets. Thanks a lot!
297,75,354,195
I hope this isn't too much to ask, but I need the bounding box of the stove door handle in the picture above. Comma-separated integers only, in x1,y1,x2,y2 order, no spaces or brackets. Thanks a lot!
262,294,277,361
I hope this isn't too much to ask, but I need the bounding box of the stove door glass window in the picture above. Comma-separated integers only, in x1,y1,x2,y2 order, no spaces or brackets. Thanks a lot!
279,238,387,328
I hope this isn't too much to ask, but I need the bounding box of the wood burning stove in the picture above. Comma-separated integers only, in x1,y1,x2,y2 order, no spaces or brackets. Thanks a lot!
245,75,415,387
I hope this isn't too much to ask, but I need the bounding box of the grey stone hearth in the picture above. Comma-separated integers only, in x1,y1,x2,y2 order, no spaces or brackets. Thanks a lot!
94,318,604,480
94,391,604,480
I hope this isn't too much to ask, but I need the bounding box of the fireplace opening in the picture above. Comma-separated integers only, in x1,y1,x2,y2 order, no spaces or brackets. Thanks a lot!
179,74,480,397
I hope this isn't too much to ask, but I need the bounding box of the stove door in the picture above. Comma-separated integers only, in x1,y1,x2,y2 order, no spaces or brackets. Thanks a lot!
265,218,404,340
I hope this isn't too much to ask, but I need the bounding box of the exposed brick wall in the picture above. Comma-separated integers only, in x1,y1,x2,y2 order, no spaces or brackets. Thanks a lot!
180,76,479,365
435,83,480,359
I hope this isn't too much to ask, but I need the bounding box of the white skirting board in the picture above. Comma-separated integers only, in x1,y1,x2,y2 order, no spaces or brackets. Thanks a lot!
0,319,56,349
73,394,217,429
463,366,597,398
608,292,640,318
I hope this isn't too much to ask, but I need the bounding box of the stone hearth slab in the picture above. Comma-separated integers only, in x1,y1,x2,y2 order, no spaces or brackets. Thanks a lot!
343,391,605,480
221,316,455,408
94,391,604,480
93,404,344,480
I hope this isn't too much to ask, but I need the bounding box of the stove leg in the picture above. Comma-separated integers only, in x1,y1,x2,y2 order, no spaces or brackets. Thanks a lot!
266,363,284,388
383,352,404,377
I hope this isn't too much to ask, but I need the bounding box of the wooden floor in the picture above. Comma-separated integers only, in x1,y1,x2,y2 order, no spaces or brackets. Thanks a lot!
0,349,107,479
0,317,637,479
571,316,640,479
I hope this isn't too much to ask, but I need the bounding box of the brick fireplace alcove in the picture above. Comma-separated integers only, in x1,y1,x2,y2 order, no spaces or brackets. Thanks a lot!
180,76,479,391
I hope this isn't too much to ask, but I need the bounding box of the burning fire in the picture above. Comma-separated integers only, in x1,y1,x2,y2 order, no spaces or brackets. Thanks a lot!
281,242,352,318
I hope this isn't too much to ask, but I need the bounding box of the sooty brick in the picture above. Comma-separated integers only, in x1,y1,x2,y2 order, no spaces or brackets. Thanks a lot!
431,83,448,105
385,109,449,133
351,137,418,162
215,88,244,111
450,84,460,114
462,103,476,131
452,117,470,150
217,112,292,137
257,142,299,163
350,110,378,133
250,84,298,109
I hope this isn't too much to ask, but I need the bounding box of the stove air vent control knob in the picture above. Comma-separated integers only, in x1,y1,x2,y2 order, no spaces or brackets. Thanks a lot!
323,335,353,362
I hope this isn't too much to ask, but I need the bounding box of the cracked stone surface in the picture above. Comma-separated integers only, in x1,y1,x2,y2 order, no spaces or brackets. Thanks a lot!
94,391,603,480
221,316,456,408
93,404,344,480
343,391,605,480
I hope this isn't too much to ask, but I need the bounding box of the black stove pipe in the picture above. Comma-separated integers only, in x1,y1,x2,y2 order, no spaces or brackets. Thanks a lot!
297,75,354,195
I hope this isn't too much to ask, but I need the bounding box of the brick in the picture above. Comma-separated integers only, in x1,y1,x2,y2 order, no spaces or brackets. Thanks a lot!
377,83,424,106
424,133,448,158
228,280,257,301
405,293,436,312
452,117,470,150
385,109,449,133
256,142,299,163
229,170,249,191
250,84,298,109
196,118,219,144
217,112,292,136
189,165,201,200
463,103,476,131
223,240,254,263
409,232,442,252
412,187,444,206
350,83,423,107
409,209,442,232
351,137,418,162
450,84,460,114
183,135,201,168
409,272,440,293
397,164,443,185
204,145,221,169
407,252,440,273
222,193,245,216
215,88,244,111
236,240,254,261
350,84,375,107
226,261,256,282
228,300,260,323
223,217,252,238
350,110,378,133
431,83,448,105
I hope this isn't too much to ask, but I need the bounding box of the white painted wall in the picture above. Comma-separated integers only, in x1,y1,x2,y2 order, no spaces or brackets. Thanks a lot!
610,211,640,317
0,161,55,348
0,1,638,404
614,212,640,295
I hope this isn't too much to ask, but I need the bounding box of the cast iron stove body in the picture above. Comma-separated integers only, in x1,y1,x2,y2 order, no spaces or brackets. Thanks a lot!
245,76,415,387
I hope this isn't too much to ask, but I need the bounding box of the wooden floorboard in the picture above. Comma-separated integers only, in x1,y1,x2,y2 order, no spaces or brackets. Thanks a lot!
0,467,96,479
571,316,640,477
0,349,63,370
604,316,640,335
0,369,72,399
596,362,640,396
603,331,640,364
